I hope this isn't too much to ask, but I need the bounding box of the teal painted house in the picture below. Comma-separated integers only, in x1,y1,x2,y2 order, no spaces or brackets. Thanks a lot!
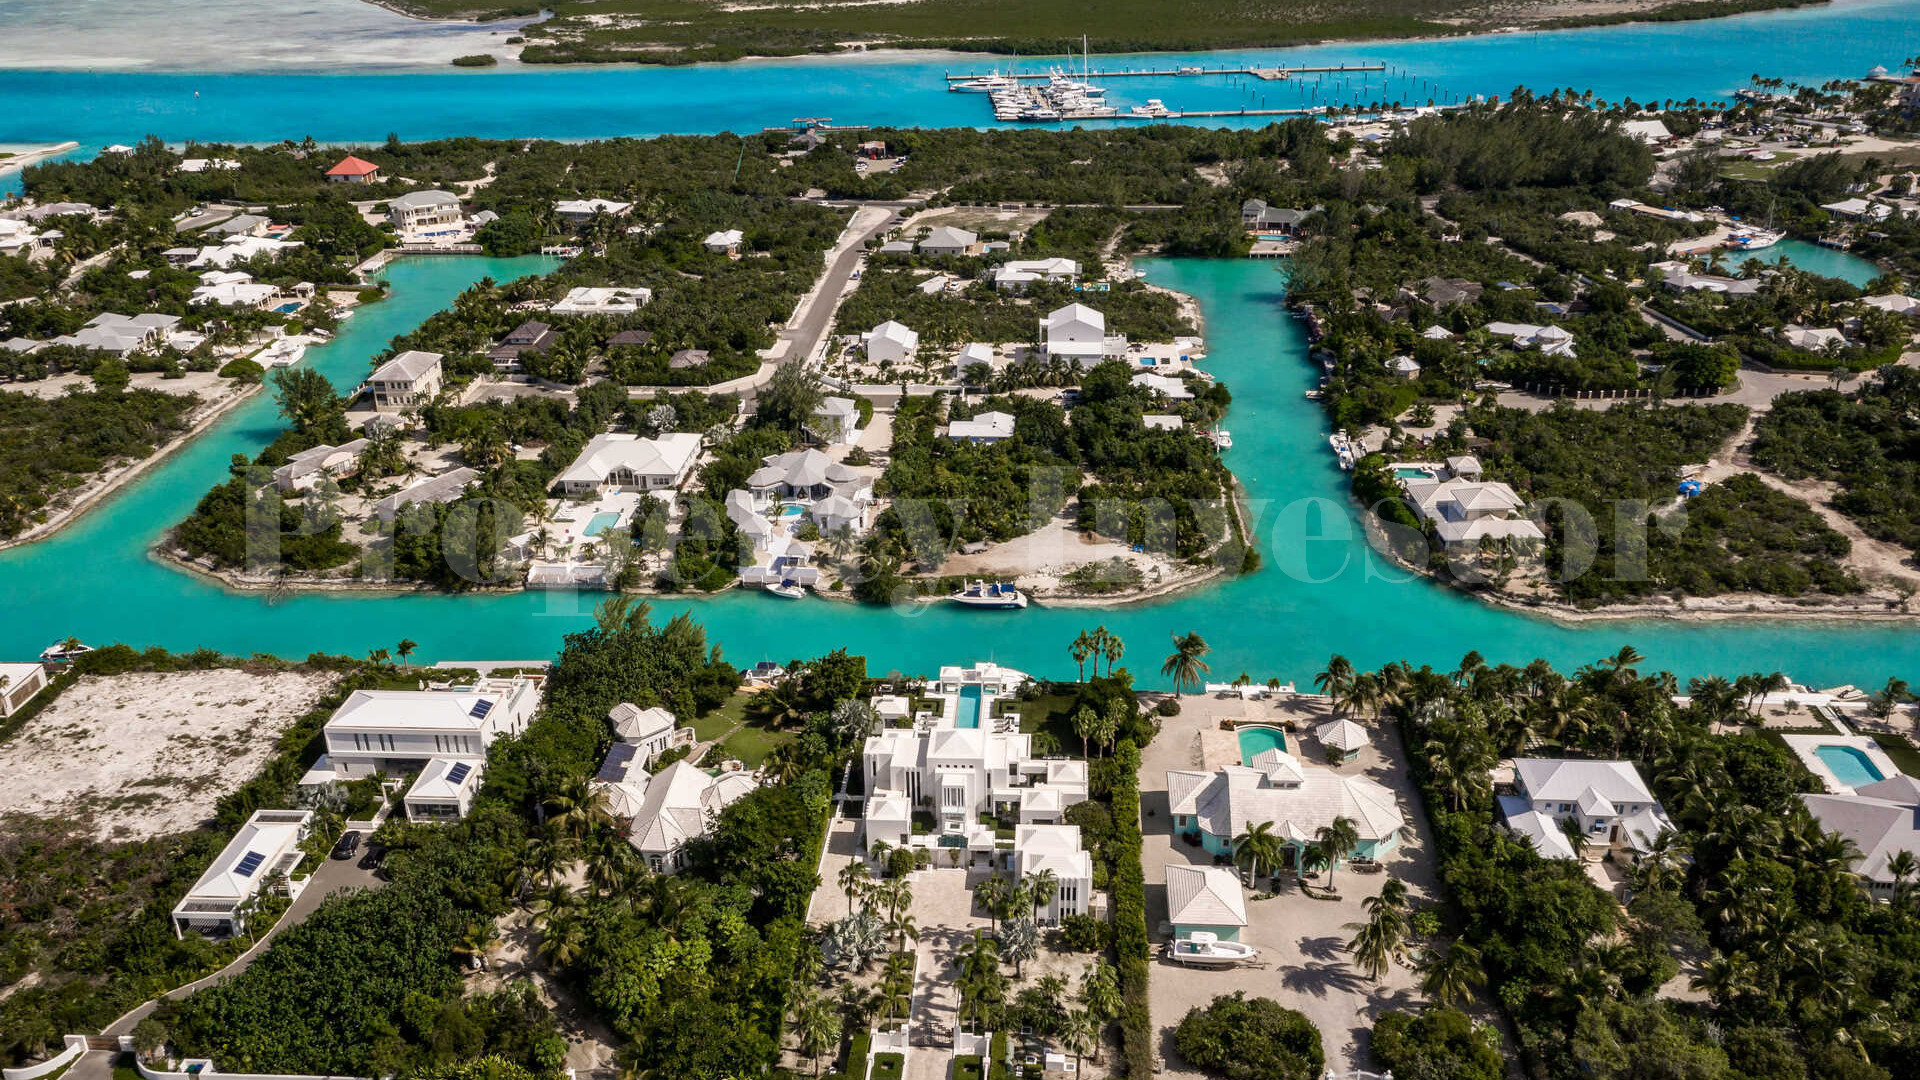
1166,749,1405,869
1166,864,1249,941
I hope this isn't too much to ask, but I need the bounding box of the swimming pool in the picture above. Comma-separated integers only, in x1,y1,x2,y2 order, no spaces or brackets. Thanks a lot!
1815,744,1886,789
582,511,623,538
780,505,805,520
1394,467,1433,480
273,302,303,314
1238,726,1287,765
954,683,984,729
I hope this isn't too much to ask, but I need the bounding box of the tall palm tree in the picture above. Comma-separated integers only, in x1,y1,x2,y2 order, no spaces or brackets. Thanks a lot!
1161,631,1211,695
1102,632,1125,677
792,989,842,1078
453,919,501,970
1062,1008,1098,1075
1025,869,1060,919
395,638,418,666
838,859,872,917
1886,849,1918,901
1070,631,1095,683
1315,816,1360,892
1316,654,1355,706
975,875,1009,932
1233,821,1286,884
1072,706,1099,759
1415,939,1485,1007
547,777,611,839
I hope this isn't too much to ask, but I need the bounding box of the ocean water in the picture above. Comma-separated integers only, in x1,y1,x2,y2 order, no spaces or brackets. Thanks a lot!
0,0,1917,147
0,256,1913,685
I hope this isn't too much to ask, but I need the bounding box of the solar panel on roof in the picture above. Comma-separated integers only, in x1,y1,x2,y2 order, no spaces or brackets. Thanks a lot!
234,851,266,878
470,699,495,719
596,741,638,783
446,762,473,785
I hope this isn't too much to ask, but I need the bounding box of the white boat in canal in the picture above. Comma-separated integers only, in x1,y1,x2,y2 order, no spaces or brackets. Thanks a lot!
1165,933,1258,967
1130,98,1174,118
949,580,1028,609
1329,430,1357,470
951,72,1021,93
766,579,808,600
1727,227,1783,252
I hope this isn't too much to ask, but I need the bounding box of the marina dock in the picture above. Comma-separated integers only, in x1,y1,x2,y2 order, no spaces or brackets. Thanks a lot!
944,63,1386,83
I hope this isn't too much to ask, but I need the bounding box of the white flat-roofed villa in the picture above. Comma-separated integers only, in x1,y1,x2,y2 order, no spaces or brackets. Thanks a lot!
0,661,50,717
171,809,314,938
860,661,1093,921
301,673,543,820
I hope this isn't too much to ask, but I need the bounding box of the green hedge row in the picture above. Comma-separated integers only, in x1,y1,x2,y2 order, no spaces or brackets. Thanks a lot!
1109,740,1153,1079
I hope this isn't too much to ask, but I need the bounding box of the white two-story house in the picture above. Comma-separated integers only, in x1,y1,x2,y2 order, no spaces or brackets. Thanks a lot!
306,674,543,820
365,350,443,412
1499,757,1674,860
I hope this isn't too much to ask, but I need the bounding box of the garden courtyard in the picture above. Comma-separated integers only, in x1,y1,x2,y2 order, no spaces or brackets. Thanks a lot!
1136,690,1445,1076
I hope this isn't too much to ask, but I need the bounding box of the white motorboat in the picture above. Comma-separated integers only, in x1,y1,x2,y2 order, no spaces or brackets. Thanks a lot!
259,339,307,367
949,580,1028,609
1165,932,1258,967
40,640,93,664
1130,98,1173,118
951,73,1021,93
1209,429,1234,450
766,579,808,600
1329,430,1357,470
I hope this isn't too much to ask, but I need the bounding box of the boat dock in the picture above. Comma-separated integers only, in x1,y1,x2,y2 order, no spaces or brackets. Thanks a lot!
945,63,1385,83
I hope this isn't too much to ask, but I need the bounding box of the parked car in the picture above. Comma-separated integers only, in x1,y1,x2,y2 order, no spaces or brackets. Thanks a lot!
332,830,362,860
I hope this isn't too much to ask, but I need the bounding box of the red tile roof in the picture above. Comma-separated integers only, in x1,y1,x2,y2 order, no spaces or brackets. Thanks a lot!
325,155,381,177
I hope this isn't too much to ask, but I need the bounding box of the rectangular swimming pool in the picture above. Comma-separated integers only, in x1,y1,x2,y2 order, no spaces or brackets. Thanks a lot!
954,684,984,729
583,511,623,538
1815,744,1886,788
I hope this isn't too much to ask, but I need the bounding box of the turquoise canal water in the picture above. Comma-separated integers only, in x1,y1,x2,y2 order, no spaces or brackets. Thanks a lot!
3,255,1918,684
1,0,1919,147
1770,238,1885,287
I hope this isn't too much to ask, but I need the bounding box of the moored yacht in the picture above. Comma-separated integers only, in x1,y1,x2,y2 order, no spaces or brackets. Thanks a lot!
949,580,1028,609
1165,932,1259,967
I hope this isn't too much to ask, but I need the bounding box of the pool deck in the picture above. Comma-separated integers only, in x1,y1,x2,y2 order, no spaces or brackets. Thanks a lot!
1780,733,1901,796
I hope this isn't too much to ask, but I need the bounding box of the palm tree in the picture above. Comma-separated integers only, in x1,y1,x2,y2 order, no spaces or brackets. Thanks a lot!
1079,959,1121,1031
1026,869,1060,919
1062,1008,1098,1075
1070,631,1095,682
839,859,872,917
530,882,580,933
1161,631,1211,695
537,914,587,970
1316,654,1354,709
453,919,501,970
1344,878,1410,980
976,875,1010,932
395,638,418,666
792,989,842,1078
1415,939,1485,1007
1102,632,1125,676
546,777,611,838
1887,849,1918,901
1602,645,1645,684
1315,816,1360,892
997,916,1039,978
1232,821,1286,885
888,909,920,951
1072,705,1099,759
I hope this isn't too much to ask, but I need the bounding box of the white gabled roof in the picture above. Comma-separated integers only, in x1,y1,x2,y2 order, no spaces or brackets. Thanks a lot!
1505,807,1578,859
949,410,1016,441
610,702,677,742
555,432,702,486
870,320,918,347
390,189,459,211
1045,303,1105,333
180,810,312,901
1514,758,1656,805
919,225,978,249
704,228,745,247
408,756,484,802
1315,718,1370,752
1165,864,1248,927
629,760,760,855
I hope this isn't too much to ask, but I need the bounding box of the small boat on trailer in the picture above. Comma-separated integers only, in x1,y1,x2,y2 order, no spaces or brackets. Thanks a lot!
948,580,1028,609
1165,932,1258,967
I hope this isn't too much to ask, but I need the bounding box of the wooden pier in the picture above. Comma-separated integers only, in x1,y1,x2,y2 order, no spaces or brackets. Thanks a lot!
944,63,1386,83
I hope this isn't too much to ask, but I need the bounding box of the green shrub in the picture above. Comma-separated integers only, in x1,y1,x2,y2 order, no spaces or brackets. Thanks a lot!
451,54,500,67
1155,697,1181,717
219,357,266,383
871,1052,904,1080
1173,992,1323,1080
1057,913,1112,952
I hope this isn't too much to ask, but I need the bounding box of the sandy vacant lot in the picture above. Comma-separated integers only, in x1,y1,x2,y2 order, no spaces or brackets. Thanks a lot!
0,670,334,842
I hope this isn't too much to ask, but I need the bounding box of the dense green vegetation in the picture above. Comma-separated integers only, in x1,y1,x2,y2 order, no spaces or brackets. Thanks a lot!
1345,645,1920,1080
1751,369,1920,557
1172,992,1324,1080
0,386,199,538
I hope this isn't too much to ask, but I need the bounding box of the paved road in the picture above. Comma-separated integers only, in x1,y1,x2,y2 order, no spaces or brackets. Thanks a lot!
774,205,901,366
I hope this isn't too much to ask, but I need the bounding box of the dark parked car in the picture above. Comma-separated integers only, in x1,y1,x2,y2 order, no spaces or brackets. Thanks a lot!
332,830,362,860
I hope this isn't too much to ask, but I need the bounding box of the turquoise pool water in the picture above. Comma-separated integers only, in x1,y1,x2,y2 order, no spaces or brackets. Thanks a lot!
1394,467,1433,479
955,684,984,729
1238,726,1287,765
582,511,622,538
1815,744,1887,788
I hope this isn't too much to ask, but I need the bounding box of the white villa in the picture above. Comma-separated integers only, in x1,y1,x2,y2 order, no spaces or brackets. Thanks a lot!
918,226,978,256
365,350,443,411
993,258,1079,292
948,410,1016,444
866,320,920,365
745,448,872,508
628,760,761,873
1166,864,1250,941
0,661,49,717
703,229,745,254
303,674,542,819
53,313,181,357
954,342,996,377
1486,321,1577,358
1400,476,1546,549
1167,749,1406,867
186,234,303,270
1863,294,1920,317
374,467,479,524
610,702,696,765
388,190,463,234
551,286,652,315
1131,372,1194,400
553,432,703,494
171,809,314,938
809,396,861,445
273,439,367,492
1802,775,1920,897
1041,303,1126,366
861,665,1092,921
1497,758,1673,860
1779,325,1849,352
555,198,633,223
191,272,280,309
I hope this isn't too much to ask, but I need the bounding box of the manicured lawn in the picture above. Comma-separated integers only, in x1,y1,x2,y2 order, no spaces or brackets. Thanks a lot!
1871,732,1920,777
716,716,793,768
871,1053,905,1080
955,1057,985,1080
690,692,753,742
